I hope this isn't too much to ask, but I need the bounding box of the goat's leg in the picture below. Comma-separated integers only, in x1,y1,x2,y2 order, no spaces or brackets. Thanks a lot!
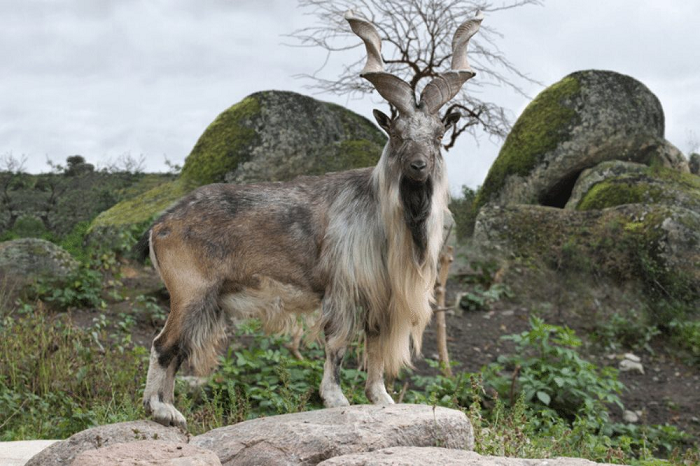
365,332,395,405
143,289,224,429
143,317,187,429
319,327,350,408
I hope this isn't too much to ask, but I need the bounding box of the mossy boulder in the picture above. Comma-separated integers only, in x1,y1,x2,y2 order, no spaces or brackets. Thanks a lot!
473,204,700,309
91,91,386,231
220,91,385,184
477,70,680,209
0,238,78,291
568,164,700,212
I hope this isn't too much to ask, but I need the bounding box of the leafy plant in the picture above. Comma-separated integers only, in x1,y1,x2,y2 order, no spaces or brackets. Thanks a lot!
30,266,105,310
668,319,700,365
488,317,625,421
592,310,661,354
459,283,512,311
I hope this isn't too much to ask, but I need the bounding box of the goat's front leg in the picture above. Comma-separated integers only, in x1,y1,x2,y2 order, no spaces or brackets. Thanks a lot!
319,326,350,408
365,332,395,405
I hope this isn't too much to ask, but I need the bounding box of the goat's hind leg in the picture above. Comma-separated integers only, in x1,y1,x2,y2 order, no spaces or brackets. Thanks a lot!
143,316,188,429
365,332,395,405
143,336,186,428
143,290,224,429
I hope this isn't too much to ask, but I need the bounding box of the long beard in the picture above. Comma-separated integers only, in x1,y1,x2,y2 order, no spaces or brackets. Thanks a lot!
399,176,433,264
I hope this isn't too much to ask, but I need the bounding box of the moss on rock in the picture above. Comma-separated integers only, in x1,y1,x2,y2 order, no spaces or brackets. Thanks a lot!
473,203,700,316
181,96,261,185
307,139,383,176
90,178,195,230
477,76,581,208
575,166,700,212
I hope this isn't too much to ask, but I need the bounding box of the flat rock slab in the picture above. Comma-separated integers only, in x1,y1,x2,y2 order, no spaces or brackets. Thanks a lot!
318,447,615,466
72,440,221,466
26,421,188,466
192,404,473,466
0,440,59,466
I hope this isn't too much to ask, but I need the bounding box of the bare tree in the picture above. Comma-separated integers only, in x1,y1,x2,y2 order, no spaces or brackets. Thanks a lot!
289,0,542,149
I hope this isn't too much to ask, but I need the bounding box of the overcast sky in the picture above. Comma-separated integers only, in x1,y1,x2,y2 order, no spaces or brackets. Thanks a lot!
1,0,699,194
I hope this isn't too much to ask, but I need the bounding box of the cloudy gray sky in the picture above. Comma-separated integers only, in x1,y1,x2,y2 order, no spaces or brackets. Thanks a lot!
2,0,699,194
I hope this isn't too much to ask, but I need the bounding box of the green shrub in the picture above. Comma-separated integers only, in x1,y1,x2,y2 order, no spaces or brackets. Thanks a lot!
30,266,104,311
668,319,700,365
488,317,625,421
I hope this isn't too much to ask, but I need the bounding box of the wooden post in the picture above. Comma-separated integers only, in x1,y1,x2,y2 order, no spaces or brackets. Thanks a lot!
434,245,454,377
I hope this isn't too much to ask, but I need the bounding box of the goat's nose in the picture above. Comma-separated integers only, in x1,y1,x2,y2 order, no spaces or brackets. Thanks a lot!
410,160,427,172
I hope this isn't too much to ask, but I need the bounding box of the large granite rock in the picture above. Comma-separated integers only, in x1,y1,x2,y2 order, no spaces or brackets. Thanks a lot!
72,441,221,466
91,90,385,230
565,163,700,212
0,238,78,291
318,447,614,466
473,203,700,307
476,70,688,209
26,421,188,466
191,405,473,466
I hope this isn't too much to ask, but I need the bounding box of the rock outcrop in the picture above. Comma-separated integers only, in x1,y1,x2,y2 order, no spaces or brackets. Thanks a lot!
473,203,700,307
476,70,687,209
72,441,221,466
25,421,188,466
25,408,623,466
318,447,614,466
191,404,473,466
0,238,77,291
566,164,700,212
91,90,385,231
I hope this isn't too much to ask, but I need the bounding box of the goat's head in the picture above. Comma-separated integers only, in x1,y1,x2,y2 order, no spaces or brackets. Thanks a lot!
345,10,483,184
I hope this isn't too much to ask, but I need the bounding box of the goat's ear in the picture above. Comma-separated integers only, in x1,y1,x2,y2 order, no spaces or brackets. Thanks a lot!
373,109,392,134
442,111,461,130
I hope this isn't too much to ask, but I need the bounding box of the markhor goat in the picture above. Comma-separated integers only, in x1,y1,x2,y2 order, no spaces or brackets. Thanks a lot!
140,10,483,428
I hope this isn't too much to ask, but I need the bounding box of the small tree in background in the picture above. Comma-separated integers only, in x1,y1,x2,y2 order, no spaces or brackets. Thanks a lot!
289,0,542,149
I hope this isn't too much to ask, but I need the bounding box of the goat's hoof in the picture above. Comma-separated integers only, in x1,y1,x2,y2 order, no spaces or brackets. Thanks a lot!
321,391,350,408
145,399,187,430
365,387,395,405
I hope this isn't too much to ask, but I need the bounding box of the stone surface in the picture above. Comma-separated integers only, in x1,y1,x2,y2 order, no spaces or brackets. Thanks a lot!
473,203,700,305
0,440,59,466
91,90,385,230
623,410,640,423
25,421,188,466
477,70,674,209
318,447,614,466
71,441,221,466
191,404,473,466
567,164,700,212
0,238,78,291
